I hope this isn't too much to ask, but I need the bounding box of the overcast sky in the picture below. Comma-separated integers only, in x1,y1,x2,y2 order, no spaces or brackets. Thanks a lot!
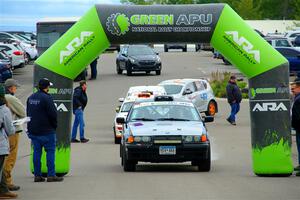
0,0,120,31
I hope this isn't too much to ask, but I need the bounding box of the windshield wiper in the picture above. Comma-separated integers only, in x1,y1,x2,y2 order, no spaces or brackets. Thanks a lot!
156,118,190,121
131,118,155,121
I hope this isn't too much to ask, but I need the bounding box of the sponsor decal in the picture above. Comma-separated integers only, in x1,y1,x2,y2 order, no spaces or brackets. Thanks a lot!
250,87,289,99
252,102,287,112
34,88,73,95
59,31,95,65
106,13,212,35
224,31,260,64
55,103,68,112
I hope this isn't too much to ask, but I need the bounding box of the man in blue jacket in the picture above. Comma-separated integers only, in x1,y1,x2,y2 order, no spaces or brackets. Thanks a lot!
71,80,89,143
226,75,242,125
27,78,63,182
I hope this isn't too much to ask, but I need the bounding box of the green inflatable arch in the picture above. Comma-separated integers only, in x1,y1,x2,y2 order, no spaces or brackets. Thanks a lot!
34,4,293,176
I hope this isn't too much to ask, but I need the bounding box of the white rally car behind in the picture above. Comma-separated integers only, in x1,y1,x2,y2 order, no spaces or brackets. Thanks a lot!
113,85,167,144
159,79,218,116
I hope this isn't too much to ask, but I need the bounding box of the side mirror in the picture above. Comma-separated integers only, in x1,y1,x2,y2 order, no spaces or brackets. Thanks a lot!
115,106,121,113
156,52,159,55
183,89,193,95
119,98,124,103
116,117,126,124
121,53,127,57
203,116,214,123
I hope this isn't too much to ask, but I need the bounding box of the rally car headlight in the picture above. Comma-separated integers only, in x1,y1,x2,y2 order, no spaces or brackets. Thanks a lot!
134,136,151,143
183,135,207,143
129,58,136,64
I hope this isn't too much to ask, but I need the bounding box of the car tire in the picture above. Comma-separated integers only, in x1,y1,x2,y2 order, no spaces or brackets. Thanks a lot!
127,69,132,76
155,70,161,75
116,62,123,74
122,151,136,172
115,136,121,144
164,46,168,52
205,101,217,116
197,148,211,172
183,47,187,52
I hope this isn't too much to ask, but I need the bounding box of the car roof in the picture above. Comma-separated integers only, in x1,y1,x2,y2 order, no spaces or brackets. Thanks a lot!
159,78,207,85
264,37,288,40
127,86,166,94
134,96,192,104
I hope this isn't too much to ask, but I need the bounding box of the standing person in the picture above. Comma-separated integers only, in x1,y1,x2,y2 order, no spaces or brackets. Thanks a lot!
71,80,89,143
291,78,300,176
89,57,98,80
27,78,63,182
0,84,17,199
226,75,242,125
3,79,25,191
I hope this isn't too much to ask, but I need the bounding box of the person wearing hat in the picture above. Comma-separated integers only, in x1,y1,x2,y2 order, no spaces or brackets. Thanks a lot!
0,84,18,199
27,78,63,182
71,80,89,143
291,77,300,176
226,75,242,125
3,79,25,191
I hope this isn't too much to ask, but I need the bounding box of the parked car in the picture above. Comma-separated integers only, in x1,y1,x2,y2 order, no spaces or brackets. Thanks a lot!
6,31,36,44
118,96,213,172
159,79,218,116
275,47,300,75
264,37,293,48
116,45,162,76
0,43,25,69
0,53,12,82
284,30,300,45
164,43,187,52
294,35,300,47
0,32,38,60
113,86,167,144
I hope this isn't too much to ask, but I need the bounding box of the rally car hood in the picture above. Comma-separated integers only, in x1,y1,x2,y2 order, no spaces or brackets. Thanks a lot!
128,121,206,136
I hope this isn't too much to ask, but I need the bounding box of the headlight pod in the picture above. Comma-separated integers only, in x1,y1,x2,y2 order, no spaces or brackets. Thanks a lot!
183,135,207,143
127,136,152,143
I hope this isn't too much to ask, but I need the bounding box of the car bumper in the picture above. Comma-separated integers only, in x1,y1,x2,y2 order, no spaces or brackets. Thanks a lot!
125,142,210,162
129,63,161,72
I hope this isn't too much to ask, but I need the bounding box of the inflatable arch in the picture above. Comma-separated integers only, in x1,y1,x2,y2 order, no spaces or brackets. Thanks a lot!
34,4,293,176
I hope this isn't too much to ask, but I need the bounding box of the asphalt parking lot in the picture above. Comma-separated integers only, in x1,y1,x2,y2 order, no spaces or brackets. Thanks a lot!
12,51,300,200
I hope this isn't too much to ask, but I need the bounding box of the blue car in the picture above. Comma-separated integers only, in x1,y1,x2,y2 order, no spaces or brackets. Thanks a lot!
0,52,12,82
275,47,300,74
117,96,214,172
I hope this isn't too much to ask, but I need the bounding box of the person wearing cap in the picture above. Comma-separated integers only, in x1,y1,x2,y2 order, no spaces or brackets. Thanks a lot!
3,79,25,191
226,75,242,125
26,78,63,182
71,80,89,143
0,84,18,199
291,77,300,176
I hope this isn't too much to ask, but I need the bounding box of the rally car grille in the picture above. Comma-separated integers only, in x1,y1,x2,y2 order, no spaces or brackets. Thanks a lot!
139,60,156,66
153,135,182,144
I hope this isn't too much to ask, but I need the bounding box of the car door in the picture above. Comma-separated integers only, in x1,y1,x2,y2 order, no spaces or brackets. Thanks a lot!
194,81,208,111
182,82,197,106
119,46,128,70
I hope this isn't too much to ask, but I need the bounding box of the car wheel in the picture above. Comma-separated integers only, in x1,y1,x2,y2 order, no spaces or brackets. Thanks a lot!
164,47,168,52
116,62,123,74
205,101,217,116
122,150,136,172
155,70,161,75
183,47,187,52
115,136,121,144
197,148,211,172
127,69,132,76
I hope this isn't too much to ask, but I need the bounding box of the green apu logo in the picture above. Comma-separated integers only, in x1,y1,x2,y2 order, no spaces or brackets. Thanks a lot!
106,13,130,36
250,87,289,98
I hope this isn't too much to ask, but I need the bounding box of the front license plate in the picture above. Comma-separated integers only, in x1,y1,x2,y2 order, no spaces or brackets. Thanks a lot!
159,146,176,155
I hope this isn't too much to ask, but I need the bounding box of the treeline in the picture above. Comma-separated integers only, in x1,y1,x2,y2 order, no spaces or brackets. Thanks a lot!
120,0,300,20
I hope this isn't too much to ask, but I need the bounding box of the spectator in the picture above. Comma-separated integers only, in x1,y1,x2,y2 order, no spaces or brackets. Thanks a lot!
27,78,63,182
89,57,99,80
291,78,300,176
3,79,25,191
0,84,17,199
226,75,242,125
71,80,89,143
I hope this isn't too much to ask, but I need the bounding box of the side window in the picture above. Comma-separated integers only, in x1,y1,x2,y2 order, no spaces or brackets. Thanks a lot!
195,81,205,91
290,33,300,38
185,82,197,93
0,46,11,51
277,49,298,57
122,47,128,56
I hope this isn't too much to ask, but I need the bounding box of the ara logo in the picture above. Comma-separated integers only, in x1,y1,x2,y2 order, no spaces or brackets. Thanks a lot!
54,103,68,112
225,31,260,63
252,102,287,112
59,31,94,64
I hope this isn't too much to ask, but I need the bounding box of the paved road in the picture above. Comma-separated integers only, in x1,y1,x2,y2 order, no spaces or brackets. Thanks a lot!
12,51,300,200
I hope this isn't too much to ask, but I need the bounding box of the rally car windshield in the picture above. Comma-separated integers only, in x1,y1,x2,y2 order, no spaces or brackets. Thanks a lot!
129,104,201,122
121,102,134,112
161,84,183,95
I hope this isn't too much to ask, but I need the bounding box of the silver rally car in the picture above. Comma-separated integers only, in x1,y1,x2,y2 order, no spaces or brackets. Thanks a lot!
117,96,213,172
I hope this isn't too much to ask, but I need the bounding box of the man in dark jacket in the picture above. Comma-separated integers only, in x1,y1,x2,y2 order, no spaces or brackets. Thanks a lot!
27,78,63,182
226,75,242,125
291,78,300,176
71,80,89,143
